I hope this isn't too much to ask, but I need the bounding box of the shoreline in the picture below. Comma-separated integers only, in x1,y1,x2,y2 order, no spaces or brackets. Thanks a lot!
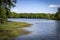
0,22,32,40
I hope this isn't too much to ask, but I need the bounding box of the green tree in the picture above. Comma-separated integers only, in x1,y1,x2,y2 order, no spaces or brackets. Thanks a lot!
0,6,6,23
9,12,20,18
55,8,60,20
0,0,17,23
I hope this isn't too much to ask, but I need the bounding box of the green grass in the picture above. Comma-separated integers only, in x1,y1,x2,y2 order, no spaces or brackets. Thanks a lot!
0,22,31,40
0,22,31,30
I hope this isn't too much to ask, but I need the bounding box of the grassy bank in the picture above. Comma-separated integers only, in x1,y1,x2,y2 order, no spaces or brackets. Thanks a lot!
0,22,31,40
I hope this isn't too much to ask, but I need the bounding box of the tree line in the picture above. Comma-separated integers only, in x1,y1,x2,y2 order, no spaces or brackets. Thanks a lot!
8,12,55,19
0,0,60,24
8,8,60,20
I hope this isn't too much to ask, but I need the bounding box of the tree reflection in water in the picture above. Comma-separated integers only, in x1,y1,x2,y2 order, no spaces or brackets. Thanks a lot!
56,21,60,40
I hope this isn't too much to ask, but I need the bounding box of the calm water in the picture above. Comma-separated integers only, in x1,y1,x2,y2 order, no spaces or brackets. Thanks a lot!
8,18,60,40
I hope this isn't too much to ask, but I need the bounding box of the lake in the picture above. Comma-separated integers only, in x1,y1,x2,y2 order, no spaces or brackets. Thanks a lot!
8,18,60,40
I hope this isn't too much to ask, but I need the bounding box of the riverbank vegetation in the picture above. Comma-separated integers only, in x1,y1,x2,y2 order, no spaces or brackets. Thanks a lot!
0,0,31,40
0,22,31,40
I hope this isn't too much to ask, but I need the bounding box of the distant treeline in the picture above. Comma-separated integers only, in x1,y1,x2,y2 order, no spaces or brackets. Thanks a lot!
8,8,60,20
8,12,55,20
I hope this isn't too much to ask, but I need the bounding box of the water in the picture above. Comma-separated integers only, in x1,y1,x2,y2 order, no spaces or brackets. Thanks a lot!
8,18,60,40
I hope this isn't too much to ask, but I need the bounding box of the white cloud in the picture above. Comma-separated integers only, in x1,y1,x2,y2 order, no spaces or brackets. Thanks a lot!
49,5,60,8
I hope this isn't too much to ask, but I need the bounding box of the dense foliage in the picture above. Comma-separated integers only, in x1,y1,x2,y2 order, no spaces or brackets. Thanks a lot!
0,0,17,23
55,8,60,20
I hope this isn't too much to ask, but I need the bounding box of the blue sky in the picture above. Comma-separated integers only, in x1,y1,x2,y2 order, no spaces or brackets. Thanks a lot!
11,0,60,14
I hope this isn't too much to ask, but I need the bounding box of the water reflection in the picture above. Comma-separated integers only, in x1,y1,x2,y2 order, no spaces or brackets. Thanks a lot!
15,21,57,40
56,21,60,40
8,18,60,40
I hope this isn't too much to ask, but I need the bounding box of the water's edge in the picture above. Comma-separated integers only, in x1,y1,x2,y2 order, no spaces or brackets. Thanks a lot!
8,18,60,40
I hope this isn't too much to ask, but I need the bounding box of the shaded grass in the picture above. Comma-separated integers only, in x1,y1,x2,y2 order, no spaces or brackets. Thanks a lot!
0,22,31,40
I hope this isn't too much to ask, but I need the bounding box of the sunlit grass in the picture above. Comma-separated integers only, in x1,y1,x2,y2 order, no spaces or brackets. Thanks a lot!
0,22,31,40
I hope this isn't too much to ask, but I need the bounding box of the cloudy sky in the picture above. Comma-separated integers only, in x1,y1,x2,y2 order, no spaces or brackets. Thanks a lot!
11,0,60,13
